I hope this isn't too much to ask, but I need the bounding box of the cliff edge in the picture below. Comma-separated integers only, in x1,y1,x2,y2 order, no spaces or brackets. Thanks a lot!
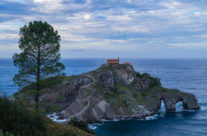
13,64,200,123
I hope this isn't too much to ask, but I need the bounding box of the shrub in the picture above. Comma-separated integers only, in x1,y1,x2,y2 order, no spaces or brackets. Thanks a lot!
136,72,151,79
0,130,15,136
0,97,93,136
68,118,94,134
0,98,47,136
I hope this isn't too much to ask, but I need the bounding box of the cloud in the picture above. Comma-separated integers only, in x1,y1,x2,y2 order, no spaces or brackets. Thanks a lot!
168,42,207,48
0,43,18,50
33,0,61,3
0,33,18,40
1,0,207,58
32,0,65,13
31,0,92,13
69,49,85,52
3,0,28,3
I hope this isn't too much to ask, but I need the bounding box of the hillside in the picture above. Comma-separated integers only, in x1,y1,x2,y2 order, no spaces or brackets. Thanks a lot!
12,64,200,123
0,97,94,136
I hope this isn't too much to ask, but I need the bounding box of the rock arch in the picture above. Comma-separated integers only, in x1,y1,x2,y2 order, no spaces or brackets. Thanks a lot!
159,92,200,111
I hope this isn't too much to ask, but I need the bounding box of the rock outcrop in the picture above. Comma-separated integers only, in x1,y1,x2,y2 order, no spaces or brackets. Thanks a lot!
13,64,200,123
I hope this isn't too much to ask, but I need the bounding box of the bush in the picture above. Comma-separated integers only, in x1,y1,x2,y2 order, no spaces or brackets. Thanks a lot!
68,118,94,134
136,72,151,79
0,98,47,136
0,130,15,136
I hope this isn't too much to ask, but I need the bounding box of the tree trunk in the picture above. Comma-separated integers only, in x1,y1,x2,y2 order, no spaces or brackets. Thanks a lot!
35,45,41,111
35,79,40,111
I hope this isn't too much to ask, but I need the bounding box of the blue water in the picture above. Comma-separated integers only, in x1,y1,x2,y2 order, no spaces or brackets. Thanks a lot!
0,58,207,136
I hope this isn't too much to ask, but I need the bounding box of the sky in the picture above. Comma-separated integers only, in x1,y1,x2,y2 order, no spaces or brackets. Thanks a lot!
0,0,207,58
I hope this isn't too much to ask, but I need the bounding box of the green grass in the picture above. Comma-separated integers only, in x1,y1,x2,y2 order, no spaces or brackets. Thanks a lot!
136,72,152,79
38,102,61,114
0,97,94,136
115,83,148,105
101,83,149,114
104,93,128,114
40,76,64,89
102,82,180,114
115,83,132,92
93,83,126,114
16,75,80,95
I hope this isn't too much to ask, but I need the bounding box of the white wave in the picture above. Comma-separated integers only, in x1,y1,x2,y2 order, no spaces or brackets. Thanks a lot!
88,123,102,130
88,105,205,129
113,118,120,121
88,124,97,130
158,101,204,113
145,114,158,120
101,119,111,122
47,113,67,123
200,106,207,111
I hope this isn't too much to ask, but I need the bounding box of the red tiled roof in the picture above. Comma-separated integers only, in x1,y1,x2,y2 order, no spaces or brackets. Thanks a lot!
107,59,119,64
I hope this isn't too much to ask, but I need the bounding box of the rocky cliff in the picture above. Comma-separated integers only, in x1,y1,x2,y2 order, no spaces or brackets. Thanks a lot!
13,64,200,123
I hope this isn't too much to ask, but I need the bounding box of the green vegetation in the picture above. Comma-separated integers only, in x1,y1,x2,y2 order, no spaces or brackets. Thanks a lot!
0,97,93,136
104,93,128,114
136,72,150,78
100,79,179,115
16,75,66,96
115,83,147,108
40,76,65,89
48,122,93,136
136,72,161,88
101,83,143,114
13,96,62,114
12,75,78,114
13,21,65,110
0,97,46,136
0,130,15,136
38,102,61,114
69,118,95,134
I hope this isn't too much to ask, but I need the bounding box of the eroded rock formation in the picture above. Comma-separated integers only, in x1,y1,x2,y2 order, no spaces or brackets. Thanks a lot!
13,64,200,123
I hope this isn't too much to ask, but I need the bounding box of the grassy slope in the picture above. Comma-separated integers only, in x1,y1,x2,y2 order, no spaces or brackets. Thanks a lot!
0,97,93,136
13,76,74,114
46,119,93,136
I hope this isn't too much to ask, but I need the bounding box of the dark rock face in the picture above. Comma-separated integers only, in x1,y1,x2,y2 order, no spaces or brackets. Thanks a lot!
159,92,200,111
38,76,94,110
14,64,200,123
97,71,114,88
131,74,161,92
113,64,136,85
182,92,200,110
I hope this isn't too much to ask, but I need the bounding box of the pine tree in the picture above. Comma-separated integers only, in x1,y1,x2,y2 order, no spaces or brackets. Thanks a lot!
13,21,65,110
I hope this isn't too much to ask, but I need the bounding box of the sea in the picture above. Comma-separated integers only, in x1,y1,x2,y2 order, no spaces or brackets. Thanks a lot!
0,58,207,136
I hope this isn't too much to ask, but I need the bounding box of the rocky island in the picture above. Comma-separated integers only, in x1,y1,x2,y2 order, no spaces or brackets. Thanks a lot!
13,63,200,123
